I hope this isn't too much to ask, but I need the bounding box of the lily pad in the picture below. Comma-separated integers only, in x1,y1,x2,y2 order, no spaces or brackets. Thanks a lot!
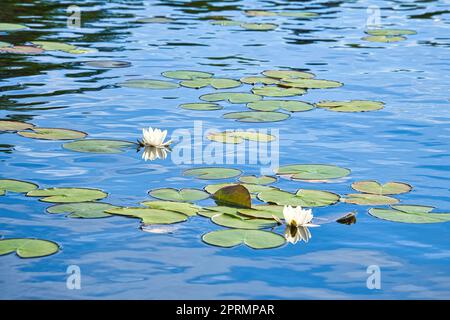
0,23,28,31
316,100,384,112
0,179,38,195
223,111,290,123
148,188,209,202
211,20,242,26
27,187,107,203
247,100,314,112
257,188,340,207
207,130,275,144
211,213,277,229
84,60,131,68
198,206,238,218
262,70,315,80
47,202,116,219
352,180,412,195
184,167,242,180
31,41,77,52
202,229,285,249
120,79,179,89
180,103,222,111
341,194,399,205
238,175,277,185
252,86,306,97
18,128,87,140
0,120,34,131
63,139,135,154
162,70,213,80
213,185,251,208
0,46,44,55
245,10,277,17
204,183,274,195
142,200,200,216
281,78,343,89
181,78,241,89
362,35,406,43
240,76,280,85
279,12,319,18
106,207,188,225
238,205,284,219
369,205,450,224
276,164,351,180
365,29,417,36
137,17,174,23
240,23,278,31
0,238,59,258
200,92,262,104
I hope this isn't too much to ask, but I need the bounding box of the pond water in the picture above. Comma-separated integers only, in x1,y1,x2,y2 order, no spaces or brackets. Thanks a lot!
1,0,450,299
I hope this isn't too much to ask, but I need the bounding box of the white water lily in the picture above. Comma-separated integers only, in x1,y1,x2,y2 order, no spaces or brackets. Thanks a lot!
142,146,169,161
140,127,172,148
282,205,319,228
284,225,312,244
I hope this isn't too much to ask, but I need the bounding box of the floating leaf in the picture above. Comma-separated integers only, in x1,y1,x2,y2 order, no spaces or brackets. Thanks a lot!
245,10,277,17
148,188,209,202
0,120,34,132
223,111,290,123
276,164,351,180
181,78,241,89
211,213,277,229
362,35,406,43
213,185,251,208
63,139,135,154
0,46,44,55
141,200,200,216
341,194,399,205
162,70,213,80
252,86,306,97
202,229,285,249
0,23,27,31
351,180,412,195
262,70,315,80
211,20,242,26
184,167,242,180
120,79,179,89
27,187,107,203
0,179,38,195
0,238,59,258
279,12,319,18
205,183,274,196
137,17,174,23
180,103,222,111
207,130,275,144
18,128,87,140
238,175,277,185
238,205,284,219
281,78,343,89
106,207,188,225
84,60,131,68
198,206,238,218
257,188,340,207
31,41,77,52
240,76,279,85
369,205,450,224
200,92,261,104
365,29,417,36
247,100,314,112
0,41,11,47
240,23,277,31
47,202,116,219
316,100,384,112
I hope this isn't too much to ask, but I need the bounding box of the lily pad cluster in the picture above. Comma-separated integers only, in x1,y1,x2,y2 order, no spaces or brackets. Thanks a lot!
362,28,417,43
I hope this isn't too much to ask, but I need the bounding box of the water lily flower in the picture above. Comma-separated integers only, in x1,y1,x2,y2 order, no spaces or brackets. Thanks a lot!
282,205,319,228
142,146,169,161
284,225,312,244
139,127,172,148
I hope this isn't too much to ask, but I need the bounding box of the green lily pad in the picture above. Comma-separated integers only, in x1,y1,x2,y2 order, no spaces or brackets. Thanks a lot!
352,180,412,195
84,60,131,68
0,46,44,55
252,86,306,97
369,205,450,224
257,188,340,207
240,23,278,31
18,128,87,140
0,120,34,131
281,78,343,89
105,207,188,225
0,238,59,258
148,188,209,202
279,12,319,18
262,70,315,80
184,167,242,180
207,130,275,144
137,17,174,23
202,229,285,249
200,92,262,104
63,139,135,154
213,185,251,208
211,20,242,26
247,100,314,112
276,164,351,180
223,111,290,123
120,79,179,89
238,175,277,185
240,76,280,85
362,35,406,43
211,213,277,229
316,100,384,112
238,205,284,219
180,103,222,111
180,78,241,89
27,187,107,203
198,206,238,218
366,29,417,36
0,179,38,195
0,23,28,31
47,202,116,219
162,70,213,80
141,201,200,216
204,183,274,195
31,41,77,52
341,194,399,205
245,10,277,17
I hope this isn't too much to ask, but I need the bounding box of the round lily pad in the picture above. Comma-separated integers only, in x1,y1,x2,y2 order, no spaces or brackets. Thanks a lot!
105,207,188,225
245,10,277,17
27,187,107,203
0,120,34,131
47,202,116,219
149,188,209,202
0,238,59,258
180,78,241,89
141,201,200,216
341,194,399,205
257,188,340,207
211,20,242,26
276,164,351,180
238,205,284,219
183,167,242,180
31,41,77,52
0,46,44,55
247,100,314,112
316,100,384,112
200,92,262,104
120,79,179,89
211,213,277,229
180,103,222,111
0,23,28,31
240,76,279,85
18,128,87,140
240,23,278,31
369,205,450,224
207,130,275,144
365,29,417,36
198,206,238,218
279,12,319,18
281,78,343,89
252,86,306,97
202,229,285,249
262,70,315,80
238,175,277,185
223,111,290,123
63,139,135,154
162,70,213,80
84,60,131,68
352,181,412,195
0,179,38,195
362,35,406,43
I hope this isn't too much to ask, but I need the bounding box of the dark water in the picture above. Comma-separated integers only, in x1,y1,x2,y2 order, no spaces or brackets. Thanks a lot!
1,0,450,299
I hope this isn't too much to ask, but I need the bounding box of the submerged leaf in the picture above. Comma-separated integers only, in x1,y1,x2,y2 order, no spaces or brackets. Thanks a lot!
202,229,285,249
